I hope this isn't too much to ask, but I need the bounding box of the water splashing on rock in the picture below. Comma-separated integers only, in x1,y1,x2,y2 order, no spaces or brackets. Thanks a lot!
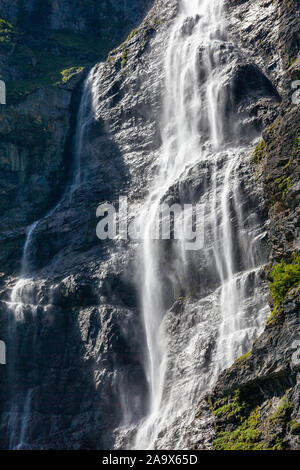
132,0,269,450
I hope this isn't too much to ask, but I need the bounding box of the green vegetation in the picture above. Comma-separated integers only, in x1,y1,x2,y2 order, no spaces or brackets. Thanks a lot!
121,48,128,69
274,175,293,194
293,136,300,160
266,398,292,426
213,390,245,422
0,18,18,48
269,256,300,306
289,56,298,68
253,139,267,163
213,407,265,450
126,29,138,41
293,136,300,148
266,305,284,327
289,420,300,434
60,66,84,84
0,17,119,103
265,256,300,327
236,350,251,365
211,390,290,450
0,109,49,148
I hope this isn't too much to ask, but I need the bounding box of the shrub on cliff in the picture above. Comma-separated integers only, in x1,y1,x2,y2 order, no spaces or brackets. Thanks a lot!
269,256,300,306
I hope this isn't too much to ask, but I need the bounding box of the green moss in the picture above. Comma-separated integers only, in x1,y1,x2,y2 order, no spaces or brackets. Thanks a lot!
271,438,286,450
293,137,300,148
214,402,239,419
274,175,293,194
0,111,48,147
121,48,128,69
213,390,245,423
212,393,291,450
0,18,18,49
3,24,115,103
213,407,264,450
236,350,251,364
126,28,138,41
60,66,84,84
289,420,300,434
210,384,294,450
267,398,293,426
253,139,267,163
266,306,284,327
289,56,298,68
269,256,300,306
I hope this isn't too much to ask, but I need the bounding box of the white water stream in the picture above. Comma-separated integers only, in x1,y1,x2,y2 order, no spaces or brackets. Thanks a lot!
133,0,269,449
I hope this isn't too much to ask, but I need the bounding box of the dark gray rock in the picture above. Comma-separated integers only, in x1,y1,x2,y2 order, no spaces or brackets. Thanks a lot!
0,0,173,449
0,0,154,37
0,0,299,451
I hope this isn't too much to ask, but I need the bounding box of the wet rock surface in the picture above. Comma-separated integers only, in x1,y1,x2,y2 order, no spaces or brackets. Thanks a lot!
0,0,299,450
189,0,300,450
194,286,300,450
0,0,176,449
0,0,159,449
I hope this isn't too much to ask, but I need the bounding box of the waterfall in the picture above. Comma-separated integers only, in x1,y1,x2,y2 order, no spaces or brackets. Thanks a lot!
2,0,272,450
132,0,269,449
5,67,97,450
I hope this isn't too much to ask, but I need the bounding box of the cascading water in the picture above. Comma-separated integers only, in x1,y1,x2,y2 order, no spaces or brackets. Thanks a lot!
5,67,97,449
1,0,272,450
132,0,270,449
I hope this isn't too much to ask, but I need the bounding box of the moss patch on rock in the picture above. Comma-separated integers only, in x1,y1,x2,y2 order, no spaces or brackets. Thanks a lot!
211,389,292,450
0,18,17,49
269,256,300,306
213,406,265,450
4,28,110,103
0,17,127,103
265,256,300,327
253,138,267,163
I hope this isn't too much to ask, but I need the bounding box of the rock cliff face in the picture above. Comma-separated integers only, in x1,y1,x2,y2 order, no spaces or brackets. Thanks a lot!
0,0,299,450
191,0,300,450
0,0,157,449
0,0,154,36
0,0,154,272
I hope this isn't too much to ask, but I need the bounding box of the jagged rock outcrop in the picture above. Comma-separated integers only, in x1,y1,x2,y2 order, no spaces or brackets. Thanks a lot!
193,284,300,450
